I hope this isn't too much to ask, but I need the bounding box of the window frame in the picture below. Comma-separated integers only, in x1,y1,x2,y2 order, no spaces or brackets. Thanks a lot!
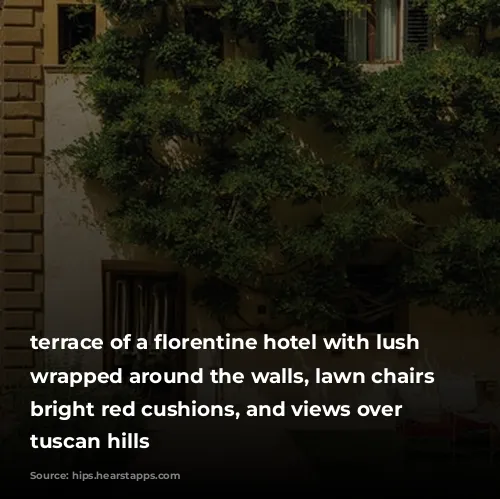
44,0,107,67
101,261,186,372
347,0,404,64
57,3,97,65
342,263,409,336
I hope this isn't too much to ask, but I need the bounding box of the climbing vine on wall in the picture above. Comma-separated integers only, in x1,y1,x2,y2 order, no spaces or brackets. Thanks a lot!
63,0,500,333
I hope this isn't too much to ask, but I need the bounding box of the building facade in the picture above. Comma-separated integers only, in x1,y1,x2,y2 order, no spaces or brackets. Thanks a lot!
1,0,45,386
1,0,500,426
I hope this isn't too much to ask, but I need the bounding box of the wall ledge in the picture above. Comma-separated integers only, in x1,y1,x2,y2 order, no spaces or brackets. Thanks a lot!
44,64,91,74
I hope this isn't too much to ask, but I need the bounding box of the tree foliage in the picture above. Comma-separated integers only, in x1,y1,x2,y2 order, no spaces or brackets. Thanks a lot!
64,0,500,333
425,0,500,38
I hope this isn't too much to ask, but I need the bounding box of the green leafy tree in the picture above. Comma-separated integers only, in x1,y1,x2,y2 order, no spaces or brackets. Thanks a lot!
64,0,500,334
425,0,500,46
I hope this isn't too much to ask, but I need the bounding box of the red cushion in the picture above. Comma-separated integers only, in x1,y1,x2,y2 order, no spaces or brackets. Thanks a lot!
404,419,453,437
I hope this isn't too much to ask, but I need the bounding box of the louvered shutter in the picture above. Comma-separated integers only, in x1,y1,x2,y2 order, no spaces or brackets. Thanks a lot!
405,0,430,52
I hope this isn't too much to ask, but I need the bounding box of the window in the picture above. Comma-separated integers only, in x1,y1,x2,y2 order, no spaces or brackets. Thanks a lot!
343,264,403,334
316,11,348,60
102,265,185,373
348,0,401,62
184,6,224,59
347,0,429,63
58,4,96,64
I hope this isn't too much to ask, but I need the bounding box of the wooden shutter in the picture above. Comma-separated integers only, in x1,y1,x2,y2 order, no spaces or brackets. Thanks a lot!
405,0,430,52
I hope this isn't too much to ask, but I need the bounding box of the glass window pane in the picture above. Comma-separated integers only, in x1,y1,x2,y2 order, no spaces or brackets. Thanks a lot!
376,0,398,61
348,10,368,61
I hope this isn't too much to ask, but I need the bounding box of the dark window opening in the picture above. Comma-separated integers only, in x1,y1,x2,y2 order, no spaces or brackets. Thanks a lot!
185,6,224,59
316,11,347,59
58,4,96,65
343,264,398,333
102,267,186,403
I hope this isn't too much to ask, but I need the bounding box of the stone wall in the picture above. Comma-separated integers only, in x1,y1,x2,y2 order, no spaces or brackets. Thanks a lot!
0,0,44,385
